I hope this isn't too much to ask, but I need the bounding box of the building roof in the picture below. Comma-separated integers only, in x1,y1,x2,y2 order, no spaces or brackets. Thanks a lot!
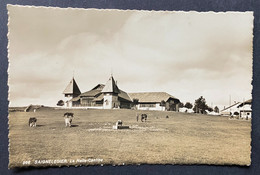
71,96,81,102
63,78,81,95
101,76,120,94
71,83,132,102
80,89,102,97
92,89,132,102
220,102,241,112
128,92,179,103
92,94,104,101
237,99,252,108
91,84,105,90
118,90,132,102
79,84,105,97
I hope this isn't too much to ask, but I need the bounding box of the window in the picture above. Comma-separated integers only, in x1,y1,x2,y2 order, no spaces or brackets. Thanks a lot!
140,103,156,107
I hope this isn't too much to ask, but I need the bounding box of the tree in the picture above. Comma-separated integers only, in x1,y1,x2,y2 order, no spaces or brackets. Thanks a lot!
193,96,208,114
160,100,166,106
57,100,64,106
179,102,184,108
207,106,213,112
184,102,193,109
214,106,219,113
132,98,139,110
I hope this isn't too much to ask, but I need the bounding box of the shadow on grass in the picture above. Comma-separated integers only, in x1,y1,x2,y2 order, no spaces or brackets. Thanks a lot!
36,125,44,127
70,124,79,127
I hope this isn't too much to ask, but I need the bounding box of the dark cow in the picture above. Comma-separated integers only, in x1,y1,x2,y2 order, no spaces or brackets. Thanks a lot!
141,114,147,122
64,112,74,117
166,115,169,118
64,112,74,127
29,117,37,127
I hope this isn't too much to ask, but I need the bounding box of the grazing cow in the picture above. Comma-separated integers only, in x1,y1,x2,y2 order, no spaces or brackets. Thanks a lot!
64,112,74,127
141,114,147,122
29,117,37,127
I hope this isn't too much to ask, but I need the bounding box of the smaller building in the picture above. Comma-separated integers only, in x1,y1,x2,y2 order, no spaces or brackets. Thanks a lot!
220,102,241,116
237,99,252,119
129,92,180,111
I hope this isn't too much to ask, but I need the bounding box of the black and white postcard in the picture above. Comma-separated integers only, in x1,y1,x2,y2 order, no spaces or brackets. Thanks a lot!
7,5,253,168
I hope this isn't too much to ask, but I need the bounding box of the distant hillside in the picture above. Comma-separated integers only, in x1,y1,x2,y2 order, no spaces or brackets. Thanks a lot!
9,105,53,112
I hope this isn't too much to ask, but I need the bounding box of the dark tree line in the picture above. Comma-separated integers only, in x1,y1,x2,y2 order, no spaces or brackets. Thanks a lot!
57,100,64,106
179,102,193,109
193,96,219,114
184,102,193,109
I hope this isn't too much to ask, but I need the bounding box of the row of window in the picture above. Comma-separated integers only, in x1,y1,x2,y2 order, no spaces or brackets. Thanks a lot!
139,104,156,107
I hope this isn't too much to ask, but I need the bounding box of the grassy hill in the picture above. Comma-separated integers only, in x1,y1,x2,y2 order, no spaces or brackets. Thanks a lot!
8,108,251,168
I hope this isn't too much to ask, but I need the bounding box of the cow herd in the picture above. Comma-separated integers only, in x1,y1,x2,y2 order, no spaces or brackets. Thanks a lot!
29,112,152,128
28,112,74,128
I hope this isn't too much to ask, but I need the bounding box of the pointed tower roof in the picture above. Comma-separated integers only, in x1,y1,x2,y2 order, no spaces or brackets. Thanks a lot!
63,78,81,96
101,76,120,94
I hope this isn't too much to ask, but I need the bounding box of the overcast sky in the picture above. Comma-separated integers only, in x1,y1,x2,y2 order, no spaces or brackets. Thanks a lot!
7,5,253,108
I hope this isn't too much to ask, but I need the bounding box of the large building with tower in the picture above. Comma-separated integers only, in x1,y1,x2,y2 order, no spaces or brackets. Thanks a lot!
63,75,180,111
63,76,132,109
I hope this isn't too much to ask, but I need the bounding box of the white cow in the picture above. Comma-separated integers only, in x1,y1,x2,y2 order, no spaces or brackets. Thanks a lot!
63,112,74,127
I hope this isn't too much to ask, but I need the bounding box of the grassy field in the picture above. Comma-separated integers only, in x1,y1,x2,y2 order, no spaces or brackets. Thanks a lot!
8,107,251,168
